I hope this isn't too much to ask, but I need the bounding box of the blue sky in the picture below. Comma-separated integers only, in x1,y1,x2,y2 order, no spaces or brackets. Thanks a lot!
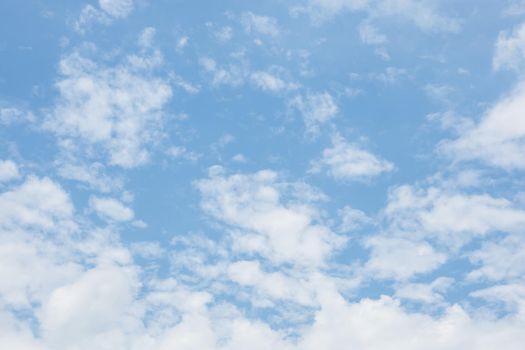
2,0,525,348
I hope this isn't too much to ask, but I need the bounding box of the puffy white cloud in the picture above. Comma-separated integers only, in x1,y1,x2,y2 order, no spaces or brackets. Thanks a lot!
394,277,453,304
364,236,447,280
196,167,345,267
338,205,371,232
0,160,19,182
44,45,172,168
385,184,525,249
468,235,525,282
0,177,74,232
311,134,393,180
89,196,134,222
290,92,338,134
442,25,525,170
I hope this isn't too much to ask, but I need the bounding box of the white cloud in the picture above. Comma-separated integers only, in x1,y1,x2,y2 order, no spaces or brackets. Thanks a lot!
74,0,134,32
440,81,525,170
338,205,371,232
294,0,460,33
0,177,74,232
290,92,338,134
494,22,525,72
0,160,19,182
44,45,172,168
89,196,134,222
56,161,123,193
468,235,525,282
0,106,35,125
364,236,447,280
385,184,525,249
214,26,233,41
395,277,453,304
196,168,345,267
199,57,246,87
250,70,297,92
98,0,134,18
240,12,280,36
311,134,394,180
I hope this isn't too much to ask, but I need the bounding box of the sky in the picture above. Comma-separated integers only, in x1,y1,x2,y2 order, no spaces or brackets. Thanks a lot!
1,0,525,349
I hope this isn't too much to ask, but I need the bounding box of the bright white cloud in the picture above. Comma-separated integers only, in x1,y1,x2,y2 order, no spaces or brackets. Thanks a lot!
311,134,393,180
45,45,172,168
196,167,345,267
385,184,525,249
364,236,447,280
441,81,525,170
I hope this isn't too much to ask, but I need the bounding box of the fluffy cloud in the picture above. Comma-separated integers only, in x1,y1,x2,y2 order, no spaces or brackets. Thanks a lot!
196,167,345,267
44,44,172,168
385,184,525,249
310,134,393,180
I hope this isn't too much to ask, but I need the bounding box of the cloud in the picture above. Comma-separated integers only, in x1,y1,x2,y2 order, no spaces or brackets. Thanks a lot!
199,57,246,87
250,70,298,93
0,160,19,182
310,134,394,180
290,92,338,134
89,196,134,222
74,0,134,32
385,184,525,249
44,44,172,168
493,22,525,72
0,176,74,232
294,0,460,34
98,0,134,18
364,236,447,280
358,21,387,44
440,81,525,170
195,167,345,267
240,12,280,36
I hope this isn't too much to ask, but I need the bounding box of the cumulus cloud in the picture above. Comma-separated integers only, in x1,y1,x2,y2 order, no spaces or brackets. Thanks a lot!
195,167,345,267
385,184,525,249
440,81,525,170
44,44,172,168
310,134,394,180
